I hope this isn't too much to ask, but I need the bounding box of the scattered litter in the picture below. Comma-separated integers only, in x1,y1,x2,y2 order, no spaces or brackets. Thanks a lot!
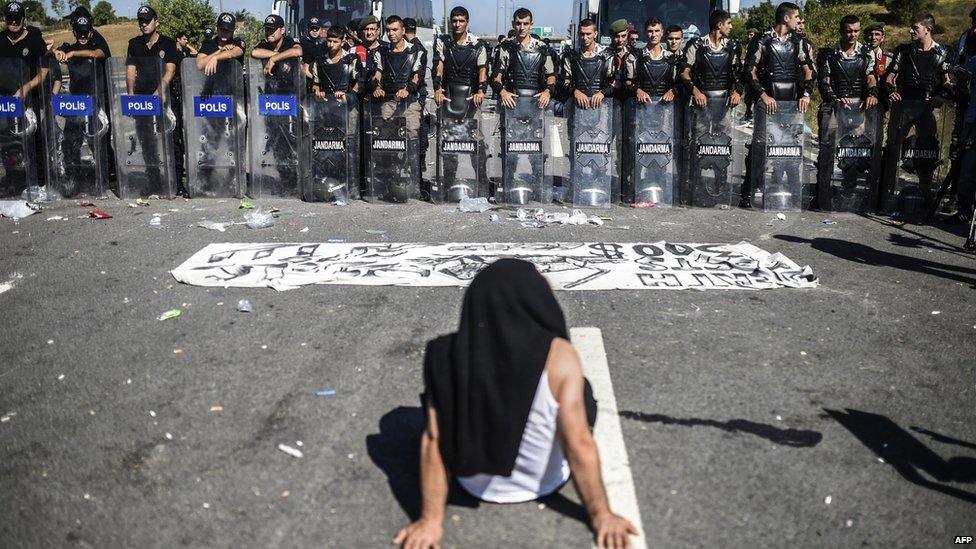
83,493,91,500
364,229,386,235
277,443,303,458
775,213,787,221
821,219,837,225
196,220,233,232
236,299,253,313
824,496,832,505
210,405,223,412
0,200,40,219
22,185,53,202
514,208,604,227
521,221,543,229
136,198,150,206
489,214,500,223
46,215,63,221
299,227,309,233
775,415,782,421
58,374,65,381
451,515,460,523
316,389,336,397
239,200,255,210
88,210,112,219
260,344,268,350
79,199,94,207
127,202,138,208
148,215,162,226
149,410,156,417
167,208,179,213
458,196,492,213
718,204,731,210
333,198,347,206
931,311,941,315
878,457,885,463
202,502,211,509
629,201,656,208
267,207,281,214
800,351,807,356
537,503,546,510
845,519,854,528
157,309,182,321
281,490,290,498
1,412,14,423
327,237,346,243
47,339,54,345
173,349,183,355
243,209,275,229
347,453,355,459
164,432,173,440
296,440,303,447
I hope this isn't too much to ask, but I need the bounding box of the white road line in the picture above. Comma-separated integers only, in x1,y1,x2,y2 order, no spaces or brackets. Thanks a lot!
571,327,647,549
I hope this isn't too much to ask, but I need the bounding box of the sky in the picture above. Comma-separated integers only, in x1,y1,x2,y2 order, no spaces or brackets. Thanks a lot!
47,0,766,36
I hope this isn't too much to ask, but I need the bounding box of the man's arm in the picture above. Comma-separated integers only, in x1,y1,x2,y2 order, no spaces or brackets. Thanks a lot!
160,62,177,95
251,46,275,59
550,339,637,549
197,44,244,69
392,406,448,548
271,43,303,63
126,63,136,94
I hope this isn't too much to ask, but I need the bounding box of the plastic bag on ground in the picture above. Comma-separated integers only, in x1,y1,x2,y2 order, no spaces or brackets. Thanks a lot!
458,196,492,213
244,209,275,229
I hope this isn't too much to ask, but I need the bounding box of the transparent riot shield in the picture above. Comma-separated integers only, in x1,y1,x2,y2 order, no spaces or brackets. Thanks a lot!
364,97,418,203
181,58,246,198
567,99,617,208
435,97,486,203
0,58,38,199
881,99,946,214
107,57,177,198
686,94,744,208
304,92,359,202
819,100,880,213
754,104,807,212
630,97,676,206
246,58,304,198
499,95,551,205
44,58,109,199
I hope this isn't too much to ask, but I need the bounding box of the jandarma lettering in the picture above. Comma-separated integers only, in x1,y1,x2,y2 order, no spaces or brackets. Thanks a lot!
638,143,671,155
696,144,732,156
314,140,345,151
507,141,542,153
837,147,872,158
374,139,407,151
903,148,938,159
442,141,476,153
576,142,610,155
768,146,801,157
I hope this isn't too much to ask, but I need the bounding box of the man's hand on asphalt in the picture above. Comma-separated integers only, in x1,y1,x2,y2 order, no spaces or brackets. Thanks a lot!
392,518,442,549
592,511,638,549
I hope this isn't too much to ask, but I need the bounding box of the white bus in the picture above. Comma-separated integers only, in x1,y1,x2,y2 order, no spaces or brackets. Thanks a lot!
272,0,436,52
571,0,741,47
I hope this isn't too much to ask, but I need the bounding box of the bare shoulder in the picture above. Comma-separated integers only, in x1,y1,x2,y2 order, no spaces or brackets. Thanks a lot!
546,337,583,398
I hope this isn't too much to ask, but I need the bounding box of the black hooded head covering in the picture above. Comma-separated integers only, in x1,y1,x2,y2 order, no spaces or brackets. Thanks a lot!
423,259,568,478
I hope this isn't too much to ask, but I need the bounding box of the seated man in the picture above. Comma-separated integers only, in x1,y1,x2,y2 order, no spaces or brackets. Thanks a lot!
395,259,637,549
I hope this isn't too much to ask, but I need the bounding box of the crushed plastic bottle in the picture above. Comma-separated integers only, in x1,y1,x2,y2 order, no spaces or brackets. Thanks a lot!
243,209,275,229
458,196,491,213
22,185,53,203
236,299,253,313
196,220,233,232
148,215,162,226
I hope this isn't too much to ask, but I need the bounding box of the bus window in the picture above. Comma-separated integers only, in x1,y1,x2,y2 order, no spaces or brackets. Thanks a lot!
598,0,709,41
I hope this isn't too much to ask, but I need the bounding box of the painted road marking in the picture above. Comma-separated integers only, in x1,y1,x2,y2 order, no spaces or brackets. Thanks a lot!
571,327,647,549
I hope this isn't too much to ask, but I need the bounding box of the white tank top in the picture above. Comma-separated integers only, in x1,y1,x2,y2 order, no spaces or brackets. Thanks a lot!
457,369,571,503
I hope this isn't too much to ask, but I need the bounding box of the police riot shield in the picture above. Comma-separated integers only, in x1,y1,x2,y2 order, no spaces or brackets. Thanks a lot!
44,58,109,199
630,97,676,206
499,95,551,205
686,94,745,208
819,101,880,213
567,99,617,208
364,97,418,203
304,92,359,202
754,104,808,212
0,58,38,199
181,58,246,198
246,57,304,198
107,57,178,198
881,99,943,214
435,96,486,203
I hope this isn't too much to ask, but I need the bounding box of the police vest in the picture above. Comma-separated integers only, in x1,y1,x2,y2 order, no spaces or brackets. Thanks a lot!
895,43,949,99
504,42,548,93
569,49,613,96
822,48,870,99
441,36,484,88
757,33,804,99
380,45,420,93
691,38,739,93
634,49,677,97
316,54,358,93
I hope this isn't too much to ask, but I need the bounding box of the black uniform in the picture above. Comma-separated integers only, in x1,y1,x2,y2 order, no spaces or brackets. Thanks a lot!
682,36,743,207
815,43,878,211
433,34,489,196
880,42,953,213
192,37,245,194
126,34,183,193
0,25,50,194
254,35,303,197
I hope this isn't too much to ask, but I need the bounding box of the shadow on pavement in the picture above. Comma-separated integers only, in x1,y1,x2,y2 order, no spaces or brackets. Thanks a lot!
366,406,589,526
776,235,976,287
619,411,822,447
824,408,976,504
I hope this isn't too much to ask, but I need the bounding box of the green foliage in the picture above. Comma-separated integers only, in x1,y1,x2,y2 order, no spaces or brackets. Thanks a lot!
237,14,266,55
15,0,47,23
883,0,937,26
68,0,90,12
744,1,776,35
147,0,215,45
730,15,749,43
50,0,66,18
91,0,115,25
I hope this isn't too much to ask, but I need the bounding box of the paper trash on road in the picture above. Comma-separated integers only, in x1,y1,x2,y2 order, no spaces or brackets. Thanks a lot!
277,443,303,458
0,201,40,220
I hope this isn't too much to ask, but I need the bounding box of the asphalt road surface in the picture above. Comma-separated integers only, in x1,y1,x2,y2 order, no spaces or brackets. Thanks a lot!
1,197,974,548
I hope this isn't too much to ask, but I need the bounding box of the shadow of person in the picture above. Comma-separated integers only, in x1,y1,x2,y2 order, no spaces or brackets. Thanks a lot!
366,405,591,526
776,235,976,287
824,408,976,502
